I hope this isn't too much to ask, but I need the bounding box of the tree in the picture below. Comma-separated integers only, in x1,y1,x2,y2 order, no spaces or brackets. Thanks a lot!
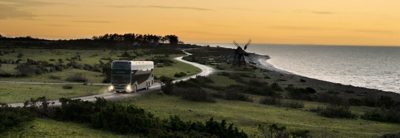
164,35,179,45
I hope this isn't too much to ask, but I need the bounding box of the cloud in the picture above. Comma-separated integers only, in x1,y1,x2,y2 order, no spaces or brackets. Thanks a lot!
109,5,212,11
353,29,398,34
269,25,320,30
294,9,335,15
0,0,72,20
0,4,35,20
311,11,334,15
72,20,111,24
0,0,66,7
182,30,243,37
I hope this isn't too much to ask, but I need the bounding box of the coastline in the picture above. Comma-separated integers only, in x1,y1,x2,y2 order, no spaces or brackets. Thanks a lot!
247,53,400,102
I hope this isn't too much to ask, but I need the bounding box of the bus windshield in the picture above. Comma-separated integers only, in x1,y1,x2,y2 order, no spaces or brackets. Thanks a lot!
111,69,131,84
112,62,131,70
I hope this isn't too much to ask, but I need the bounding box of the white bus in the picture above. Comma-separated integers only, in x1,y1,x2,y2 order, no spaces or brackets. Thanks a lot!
110,60,154,93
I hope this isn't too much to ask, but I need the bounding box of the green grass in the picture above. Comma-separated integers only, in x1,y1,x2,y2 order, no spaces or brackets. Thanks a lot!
0,69,105,83
208,74,238,87
0,64,17,74
1,48,201,82
120,92,400,138
0,119,129,138
154,58,201,79
0,83,106,103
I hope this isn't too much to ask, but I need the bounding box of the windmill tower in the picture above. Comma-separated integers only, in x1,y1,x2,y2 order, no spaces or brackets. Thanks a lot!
232,40,251,66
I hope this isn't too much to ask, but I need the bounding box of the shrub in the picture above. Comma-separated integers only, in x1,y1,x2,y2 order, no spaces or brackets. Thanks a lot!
312,105,356,119
381,132,400,138
281,101,304,109
66,73,88,82
224,91,252,102
48,75,61,80
348,98,363,106
174,72,187,78
258,124,311,138
270,83,283,91
260,97,281,106
41,98,247,137
286,86,316,100
62,85,73,89
377,96,396,109
160,76,174,95
0,106,34,132
174,87,214,102
361,108,400,123
317,93,344,105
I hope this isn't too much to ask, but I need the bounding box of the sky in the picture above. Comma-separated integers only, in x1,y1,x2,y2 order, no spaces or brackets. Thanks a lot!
0,0,400,46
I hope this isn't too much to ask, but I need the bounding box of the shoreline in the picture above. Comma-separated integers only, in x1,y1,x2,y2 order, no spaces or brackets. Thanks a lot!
247,53,400,102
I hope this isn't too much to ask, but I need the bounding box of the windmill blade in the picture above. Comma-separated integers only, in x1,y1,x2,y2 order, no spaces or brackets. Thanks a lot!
244,39,251,50
233,41,242,48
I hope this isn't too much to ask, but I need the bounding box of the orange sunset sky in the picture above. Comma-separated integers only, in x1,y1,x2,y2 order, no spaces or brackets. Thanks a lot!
0,0,400,46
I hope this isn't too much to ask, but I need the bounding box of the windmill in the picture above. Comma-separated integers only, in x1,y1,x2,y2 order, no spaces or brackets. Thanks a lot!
232,40,251,66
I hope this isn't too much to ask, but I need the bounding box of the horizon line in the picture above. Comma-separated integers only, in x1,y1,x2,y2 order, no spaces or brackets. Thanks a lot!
2,34,400,48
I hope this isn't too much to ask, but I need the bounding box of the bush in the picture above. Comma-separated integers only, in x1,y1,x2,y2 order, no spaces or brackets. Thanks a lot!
0,106,34,132
48,75,61,80
317,93,344,105
260,97,281,106
312,105,356,119
286,86,316,100
62,85,73,89
281,101,304,109
381,132,400,138
377,96,396,109
258,123,311,138
174,87,214,102
270,83,283,91
260,97,304,109
224,91,252,102
361,108,400,123
39,98,247,137
174,72,187,78
160,76,174,95
348,98,363,106
66,73,88,82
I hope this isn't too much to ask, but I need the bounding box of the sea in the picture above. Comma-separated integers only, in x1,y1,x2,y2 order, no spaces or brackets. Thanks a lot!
198,43,400,93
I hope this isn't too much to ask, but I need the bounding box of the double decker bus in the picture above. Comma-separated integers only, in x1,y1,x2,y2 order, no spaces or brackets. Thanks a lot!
110,60,154,93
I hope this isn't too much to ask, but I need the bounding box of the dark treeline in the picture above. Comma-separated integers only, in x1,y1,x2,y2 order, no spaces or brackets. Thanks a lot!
0,33,187,49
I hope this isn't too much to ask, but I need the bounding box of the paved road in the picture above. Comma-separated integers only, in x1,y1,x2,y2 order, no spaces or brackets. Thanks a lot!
0,81,109,86
8,52,215,107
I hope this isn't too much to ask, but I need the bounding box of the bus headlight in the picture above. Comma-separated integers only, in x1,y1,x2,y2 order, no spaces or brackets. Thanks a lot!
125,85,132,92
108,85,114,91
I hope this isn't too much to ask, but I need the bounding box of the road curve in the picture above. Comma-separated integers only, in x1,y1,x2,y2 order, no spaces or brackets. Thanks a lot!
8,51,215,107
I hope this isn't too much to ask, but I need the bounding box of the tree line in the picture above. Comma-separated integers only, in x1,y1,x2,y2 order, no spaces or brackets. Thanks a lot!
0,33,182,49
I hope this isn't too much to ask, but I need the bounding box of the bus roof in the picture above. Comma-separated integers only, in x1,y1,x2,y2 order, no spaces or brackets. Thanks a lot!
112,60,154,71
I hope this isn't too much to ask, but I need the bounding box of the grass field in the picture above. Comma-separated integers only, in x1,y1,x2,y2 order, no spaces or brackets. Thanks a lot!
0,48,200,81
0,48,202,104
0,119,129,138
154,58,201,79
0,83,106,103
120,92,400,138
0,69,105,83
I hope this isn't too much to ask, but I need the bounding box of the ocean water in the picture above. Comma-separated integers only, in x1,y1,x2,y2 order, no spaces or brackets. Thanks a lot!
200,44,400,93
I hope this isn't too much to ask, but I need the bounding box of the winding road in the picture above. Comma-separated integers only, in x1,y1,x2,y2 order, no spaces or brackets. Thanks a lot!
7,51,215,107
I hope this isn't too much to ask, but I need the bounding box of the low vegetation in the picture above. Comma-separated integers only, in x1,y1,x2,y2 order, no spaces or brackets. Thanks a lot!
1,98,248,137
311,104,356,119
0,105,34,132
